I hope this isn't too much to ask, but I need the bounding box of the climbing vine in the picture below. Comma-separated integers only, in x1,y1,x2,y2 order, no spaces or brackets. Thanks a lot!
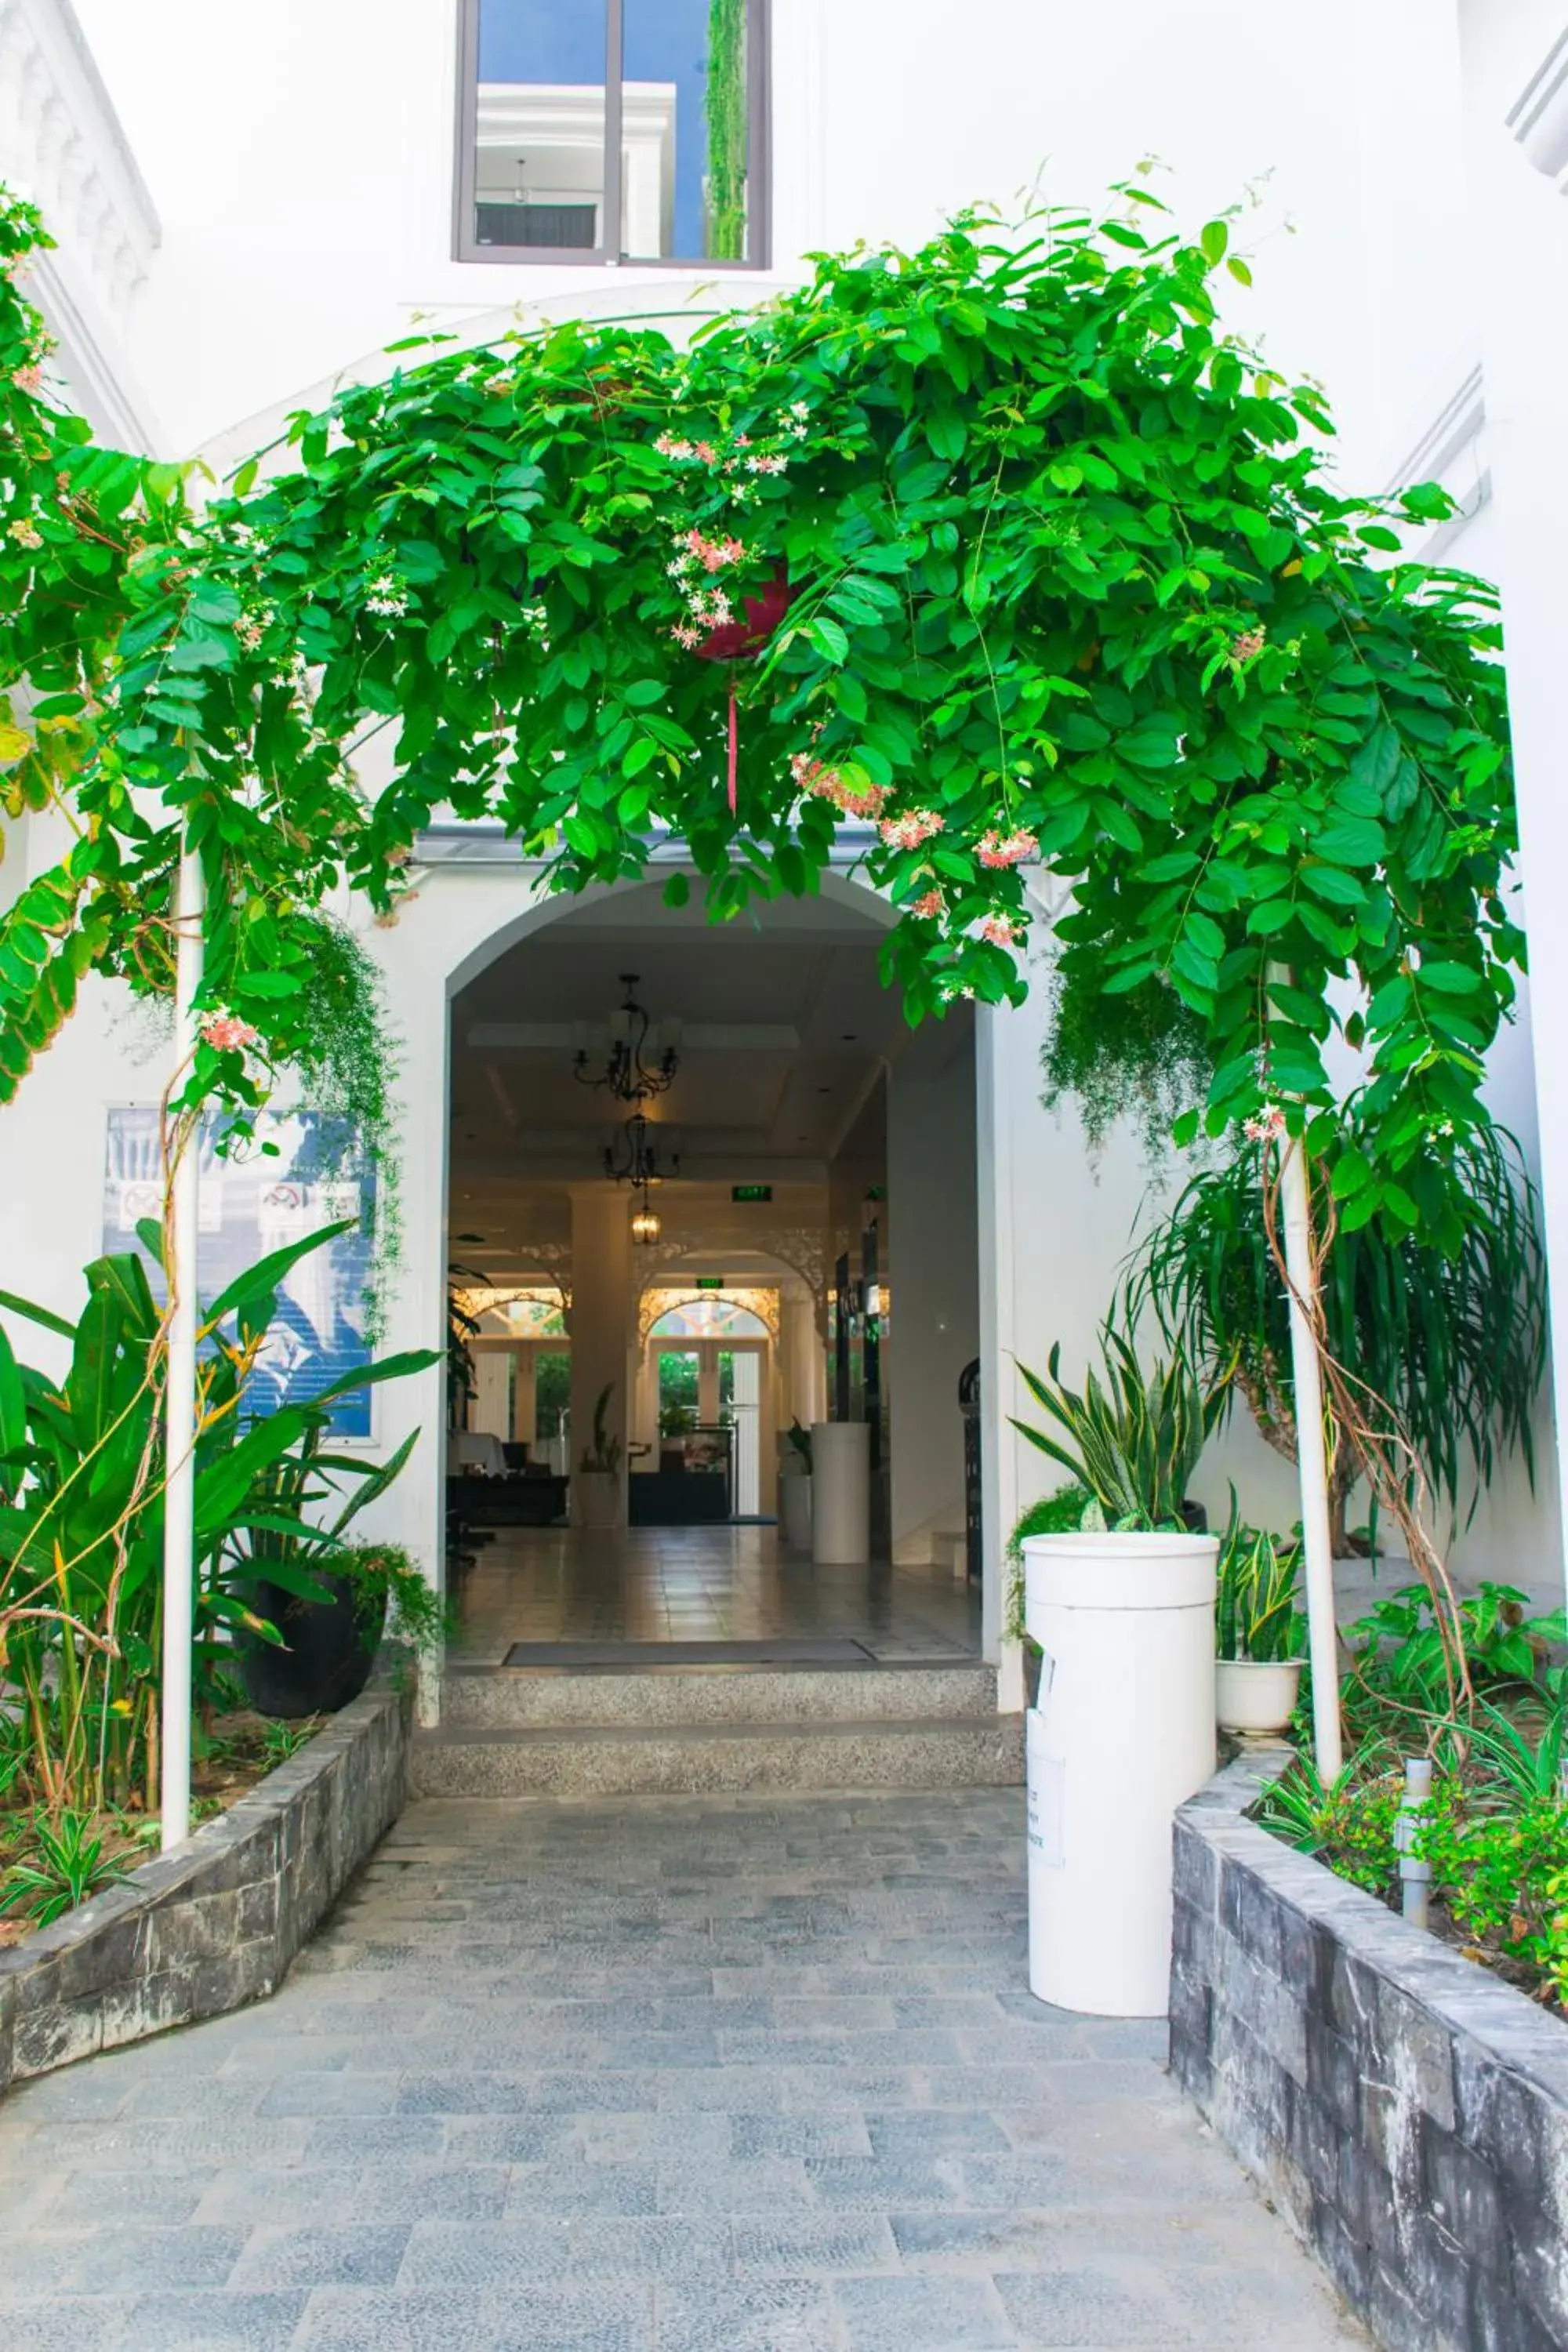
0,180,1517,1256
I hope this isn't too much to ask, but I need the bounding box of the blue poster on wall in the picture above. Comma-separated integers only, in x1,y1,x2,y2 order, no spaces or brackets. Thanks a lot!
102,1108,377,1438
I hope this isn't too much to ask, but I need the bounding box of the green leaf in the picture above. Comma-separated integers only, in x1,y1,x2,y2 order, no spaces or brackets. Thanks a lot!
1200,220,1229,264
805,617,850,666
201,1223,354,1333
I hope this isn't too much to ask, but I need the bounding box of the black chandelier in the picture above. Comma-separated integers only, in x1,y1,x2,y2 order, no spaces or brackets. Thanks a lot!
573,973,678,1103
603,1109,677,1188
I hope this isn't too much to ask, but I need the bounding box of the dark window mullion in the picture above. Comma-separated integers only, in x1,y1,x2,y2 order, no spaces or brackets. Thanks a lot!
603,0,626,260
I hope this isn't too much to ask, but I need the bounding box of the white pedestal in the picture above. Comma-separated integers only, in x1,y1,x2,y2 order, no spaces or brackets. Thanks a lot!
779,1471,813,1551
810,1422,870,1565
1022,1532,1217,2016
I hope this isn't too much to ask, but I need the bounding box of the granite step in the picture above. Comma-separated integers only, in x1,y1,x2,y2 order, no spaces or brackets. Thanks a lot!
441,1659,1000,1731
410,1711,1025,1798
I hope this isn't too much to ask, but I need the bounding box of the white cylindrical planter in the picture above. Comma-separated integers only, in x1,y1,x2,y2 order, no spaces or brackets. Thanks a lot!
1022,1532,1218,2016
574,1471,620,1530
780,1470,813,1551
810,1421,870,1564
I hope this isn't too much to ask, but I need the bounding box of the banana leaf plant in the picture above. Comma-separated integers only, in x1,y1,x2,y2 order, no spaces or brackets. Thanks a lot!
0,1219,434,1817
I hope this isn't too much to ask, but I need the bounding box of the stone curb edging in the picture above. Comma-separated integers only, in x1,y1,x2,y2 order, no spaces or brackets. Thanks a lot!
0,1675,412,2098
1170,1748,1568,2352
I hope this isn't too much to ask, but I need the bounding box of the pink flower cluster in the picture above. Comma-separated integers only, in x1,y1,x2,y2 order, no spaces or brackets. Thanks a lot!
978,915,1022,949
201,1014,259,1053
909,889,945,920
1243,1103,1287,1143
879,808,945,851
1231,627,1267,664
976,828,1038,869
789,752,887,821
667,530,747,644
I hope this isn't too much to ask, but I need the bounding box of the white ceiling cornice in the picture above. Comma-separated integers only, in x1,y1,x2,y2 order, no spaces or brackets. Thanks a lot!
1507,24,1568,186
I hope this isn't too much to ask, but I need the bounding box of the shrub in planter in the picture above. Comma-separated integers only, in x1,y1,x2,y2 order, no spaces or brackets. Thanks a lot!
235,1409,437,1719
1214,1497,1305,1735
1010,1327,1222,2016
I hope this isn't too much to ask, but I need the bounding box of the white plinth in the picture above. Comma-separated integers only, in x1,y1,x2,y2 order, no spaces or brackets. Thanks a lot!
810,1422,870,1565
780,1470,813,1551
1022,1532,1217,2017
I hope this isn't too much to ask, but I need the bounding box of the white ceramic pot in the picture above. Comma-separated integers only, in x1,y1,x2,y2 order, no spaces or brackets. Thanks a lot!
1215,1656,1304,1737
1022,1531,1218,2018
573,1469,621,1530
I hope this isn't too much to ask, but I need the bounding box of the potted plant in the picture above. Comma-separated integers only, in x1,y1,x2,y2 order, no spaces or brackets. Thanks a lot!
575,1383,622,1530
1214,1498,1305,1735
235,1416,434,1719
779,1417,813,1549
1010,1323,1222,2016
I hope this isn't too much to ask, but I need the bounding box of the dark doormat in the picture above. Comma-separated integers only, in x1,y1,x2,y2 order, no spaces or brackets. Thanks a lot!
501,1637,877,1669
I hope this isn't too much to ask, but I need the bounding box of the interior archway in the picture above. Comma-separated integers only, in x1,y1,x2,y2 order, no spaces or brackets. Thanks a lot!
441,873,984,1668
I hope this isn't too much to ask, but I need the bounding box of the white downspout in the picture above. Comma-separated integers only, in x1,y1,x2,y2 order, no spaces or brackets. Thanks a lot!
161,838,205,1852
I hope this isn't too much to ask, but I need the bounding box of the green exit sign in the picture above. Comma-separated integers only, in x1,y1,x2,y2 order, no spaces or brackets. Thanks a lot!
695,1276,725,1290
731,1184,773,1203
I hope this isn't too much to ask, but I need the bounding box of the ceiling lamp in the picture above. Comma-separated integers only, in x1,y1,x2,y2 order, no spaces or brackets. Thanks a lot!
630,1186,662,1245
604,1109,677,1187
574,972,678,1103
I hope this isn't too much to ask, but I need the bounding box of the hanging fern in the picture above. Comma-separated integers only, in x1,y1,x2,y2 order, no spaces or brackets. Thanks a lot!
1041,948,1212,1162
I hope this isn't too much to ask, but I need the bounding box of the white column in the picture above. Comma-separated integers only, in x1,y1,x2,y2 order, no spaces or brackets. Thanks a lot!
160,840,204,1853
568,1186,633,1525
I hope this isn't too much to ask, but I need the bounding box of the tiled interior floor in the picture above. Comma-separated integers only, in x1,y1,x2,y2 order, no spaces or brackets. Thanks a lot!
448,1526,983,1666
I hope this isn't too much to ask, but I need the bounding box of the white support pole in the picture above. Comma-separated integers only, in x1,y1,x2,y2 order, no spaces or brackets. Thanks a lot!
1279,1131,1343,1783
161,839,205,1853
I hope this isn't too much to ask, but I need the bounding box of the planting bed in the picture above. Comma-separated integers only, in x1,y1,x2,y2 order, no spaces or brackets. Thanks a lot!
1171,1749,1568,2352
0,1675,411,2099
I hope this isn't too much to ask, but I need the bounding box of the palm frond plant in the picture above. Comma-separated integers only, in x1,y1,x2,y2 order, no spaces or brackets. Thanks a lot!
1123,1125,1546,1554
1010,1327,1219,1531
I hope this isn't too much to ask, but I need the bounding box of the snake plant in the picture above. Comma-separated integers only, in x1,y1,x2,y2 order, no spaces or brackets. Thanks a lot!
1011,1327,1219,1531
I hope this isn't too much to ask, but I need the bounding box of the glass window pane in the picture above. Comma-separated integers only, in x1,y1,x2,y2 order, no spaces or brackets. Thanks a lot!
534,1349,572,1443
622,0,750,262
474,0,608,252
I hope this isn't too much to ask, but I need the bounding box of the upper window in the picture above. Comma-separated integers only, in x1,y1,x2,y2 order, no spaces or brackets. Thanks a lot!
456,0,768,267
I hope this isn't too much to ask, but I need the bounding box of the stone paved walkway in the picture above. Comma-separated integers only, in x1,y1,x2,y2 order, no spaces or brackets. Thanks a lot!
0,1789,1367,2350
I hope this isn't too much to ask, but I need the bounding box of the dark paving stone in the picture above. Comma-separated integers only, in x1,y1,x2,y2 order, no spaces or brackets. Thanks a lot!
654,2278,841,2351
835,2273,1019,2348
228,2223,411,2289
118,2292,310,2350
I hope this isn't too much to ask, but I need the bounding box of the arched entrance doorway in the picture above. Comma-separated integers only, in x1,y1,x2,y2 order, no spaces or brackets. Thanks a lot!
416,860,984,1683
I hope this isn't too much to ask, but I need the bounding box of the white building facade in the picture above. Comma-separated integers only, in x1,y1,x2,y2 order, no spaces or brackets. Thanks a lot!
4,0,1567,1725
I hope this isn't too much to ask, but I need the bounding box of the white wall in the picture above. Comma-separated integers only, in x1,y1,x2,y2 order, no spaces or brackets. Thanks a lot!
887,1033,978,1562
57,0,1472,481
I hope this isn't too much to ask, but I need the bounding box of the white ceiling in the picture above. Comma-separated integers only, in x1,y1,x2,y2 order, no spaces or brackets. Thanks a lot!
445,881,971,1283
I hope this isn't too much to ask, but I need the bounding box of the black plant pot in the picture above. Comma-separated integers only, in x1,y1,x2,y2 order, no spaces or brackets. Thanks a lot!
238,1567,387,1719
1179,1499,1209,1536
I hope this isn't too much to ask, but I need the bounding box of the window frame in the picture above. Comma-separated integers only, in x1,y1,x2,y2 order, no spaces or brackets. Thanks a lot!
453,0,771,270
